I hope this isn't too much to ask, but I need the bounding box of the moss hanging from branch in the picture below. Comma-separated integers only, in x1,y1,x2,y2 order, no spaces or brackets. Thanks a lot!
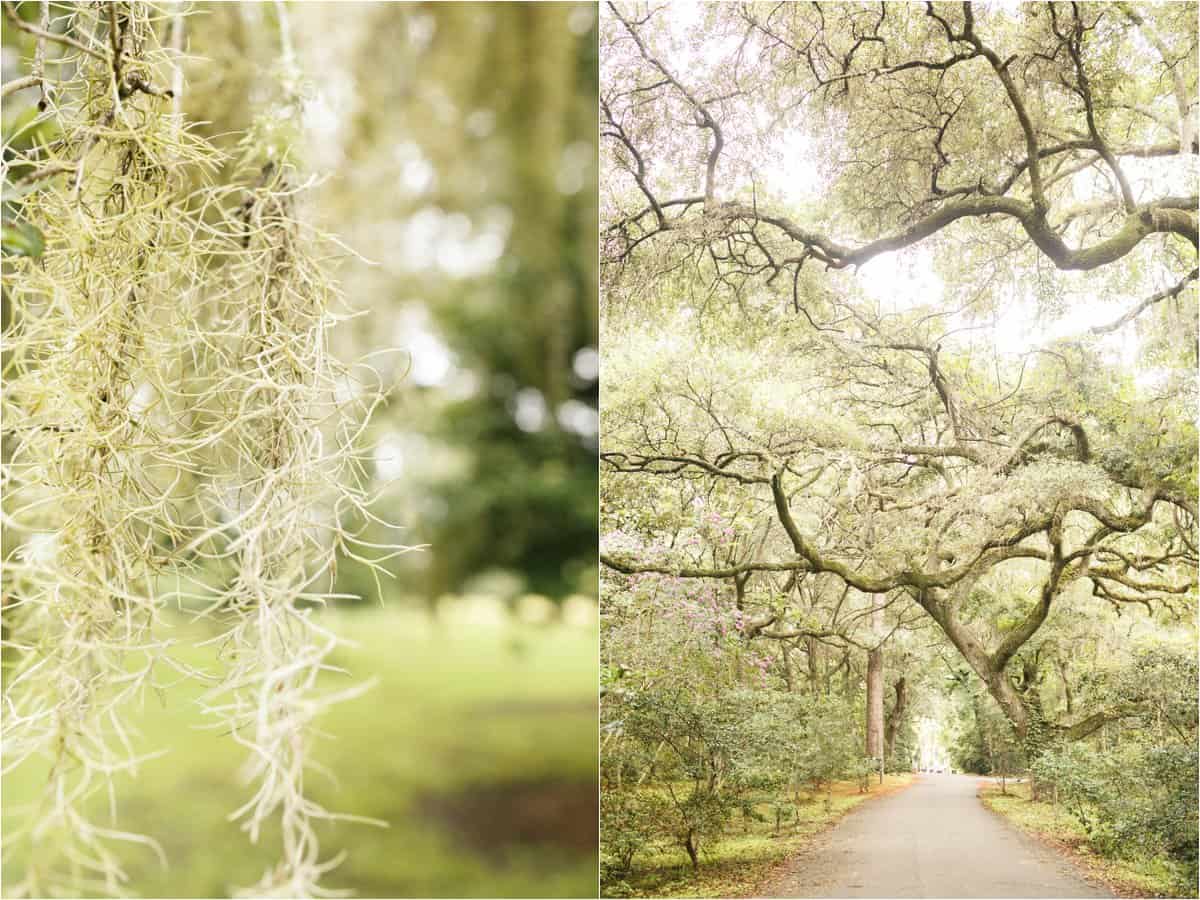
1,3,401,896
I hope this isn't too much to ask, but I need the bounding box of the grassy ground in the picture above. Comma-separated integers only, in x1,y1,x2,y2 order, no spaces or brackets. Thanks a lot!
1,605,598,898
979,781,1191,898
607,773,915,898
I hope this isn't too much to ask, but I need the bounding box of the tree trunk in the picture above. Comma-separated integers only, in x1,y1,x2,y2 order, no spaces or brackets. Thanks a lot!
840,649,854,698
866,647,884,765
883,675,907,760
921,590,1031,738
684,831,698,869
1057,657,1073,715
866,594,885,781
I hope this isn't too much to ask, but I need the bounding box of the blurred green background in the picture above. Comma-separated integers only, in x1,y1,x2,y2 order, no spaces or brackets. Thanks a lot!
2,2,599,896
2,609,598,897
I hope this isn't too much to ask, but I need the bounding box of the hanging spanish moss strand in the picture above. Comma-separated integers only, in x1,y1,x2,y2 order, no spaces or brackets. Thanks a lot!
183,16,401,895
2,4,401,897
2,3,221,895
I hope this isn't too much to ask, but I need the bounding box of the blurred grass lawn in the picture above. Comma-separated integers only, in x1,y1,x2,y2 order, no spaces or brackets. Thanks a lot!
1,605,599,898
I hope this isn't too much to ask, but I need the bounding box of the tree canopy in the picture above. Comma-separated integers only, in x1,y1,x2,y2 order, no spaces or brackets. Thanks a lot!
599,5,1196,887
601,0,1196,740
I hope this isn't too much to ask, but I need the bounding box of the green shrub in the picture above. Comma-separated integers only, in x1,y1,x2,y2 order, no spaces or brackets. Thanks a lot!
601,683,870,880
1032,736,1197,890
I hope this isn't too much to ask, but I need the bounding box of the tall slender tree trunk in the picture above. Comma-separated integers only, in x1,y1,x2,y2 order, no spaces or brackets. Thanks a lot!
865,594,885,782
884,675,907,759
866,648,884,760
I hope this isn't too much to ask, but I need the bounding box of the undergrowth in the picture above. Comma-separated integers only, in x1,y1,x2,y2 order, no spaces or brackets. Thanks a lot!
980,782,1193,898
603,774,914,899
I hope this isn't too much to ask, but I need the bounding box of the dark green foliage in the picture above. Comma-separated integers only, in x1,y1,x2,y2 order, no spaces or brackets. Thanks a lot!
414,6,599,602
1032,740,1197,890
1102,646,1199,732
430,388,598,598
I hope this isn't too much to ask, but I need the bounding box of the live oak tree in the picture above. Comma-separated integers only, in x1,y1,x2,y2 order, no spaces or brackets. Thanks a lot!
604,1,1197,279
600,0,1197,766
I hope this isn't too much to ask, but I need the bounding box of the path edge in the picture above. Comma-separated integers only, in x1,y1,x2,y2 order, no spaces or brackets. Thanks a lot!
976,781,1143,899
744,774,922,899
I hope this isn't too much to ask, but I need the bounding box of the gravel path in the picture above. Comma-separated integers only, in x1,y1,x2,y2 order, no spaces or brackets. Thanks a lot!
761,774,1112,898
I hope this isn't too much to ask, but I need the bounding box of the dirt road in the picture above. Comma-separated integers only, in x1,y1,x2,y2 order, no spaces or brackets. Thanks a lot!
762,774,1111,898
